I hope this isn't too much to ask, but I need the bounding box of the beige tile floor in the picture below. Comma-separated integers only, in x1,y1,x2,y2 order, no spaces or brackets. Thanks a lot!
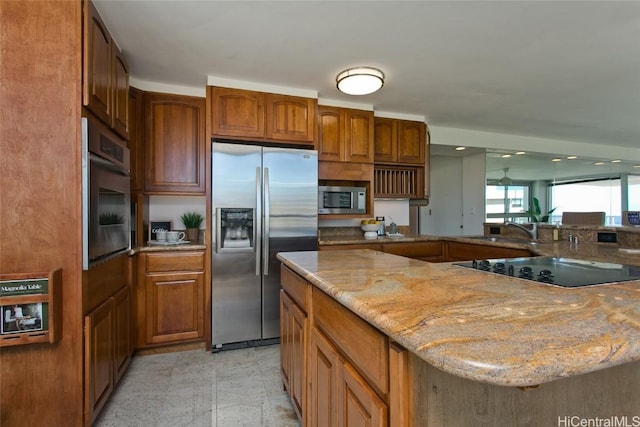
94,344,300,427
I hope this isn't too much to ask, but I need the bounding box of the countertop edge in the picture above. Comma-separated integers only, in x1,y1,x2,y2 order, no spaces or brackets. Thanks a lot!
277,250,640,387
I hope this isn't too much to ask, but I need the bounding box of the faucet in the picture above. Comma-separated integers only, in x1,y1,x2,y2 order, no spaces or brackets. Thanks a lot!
504,222,537,240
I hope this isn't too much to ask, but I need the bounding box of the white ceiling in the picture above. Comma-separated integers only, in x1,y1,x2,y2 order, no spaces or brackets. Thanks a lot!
95,1,640,154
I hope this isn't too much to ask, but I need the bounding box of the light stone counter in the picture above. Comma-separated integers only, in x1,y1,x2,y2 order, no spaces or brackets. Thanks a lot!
277,248,640,387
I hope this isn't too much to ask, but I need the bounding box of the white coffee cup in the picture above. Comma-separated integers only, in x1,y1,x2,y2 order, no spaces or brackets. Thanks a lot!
166,231,185,243
156,230,167,242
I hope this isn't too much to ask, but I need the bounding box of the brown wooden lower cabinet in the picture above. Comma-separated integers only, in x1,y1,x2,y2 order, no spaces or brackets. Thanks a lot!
383,241,443,262
339,360,388,426
446,242,532,261
281,265,406,427
308,326,341,427
319,240,533,263
84,285,131,426
136,251,205,348
280,290,307,421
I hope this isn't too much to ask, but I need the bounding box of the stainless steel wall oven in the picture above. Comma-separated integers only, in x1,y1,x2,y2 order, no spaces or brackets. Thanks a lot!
82,116,131,269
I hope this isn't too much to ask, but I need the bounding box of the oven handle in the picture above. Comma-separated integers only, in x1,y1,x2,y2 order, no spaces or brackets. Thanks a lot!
89,153,130,176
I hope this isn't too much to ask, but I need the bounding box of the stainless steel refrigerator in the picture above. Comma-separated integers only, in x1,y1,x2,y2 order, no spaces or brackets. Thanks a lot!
211,142,318,350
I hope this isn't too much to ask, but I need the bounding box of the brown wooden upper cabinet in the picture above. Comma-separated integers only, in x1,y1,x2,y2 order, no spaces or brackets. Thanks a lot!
374,118,426,165
83,0,129,140
128,87,144,192
144,92,206,194
318,106,374,163
210,87,316,144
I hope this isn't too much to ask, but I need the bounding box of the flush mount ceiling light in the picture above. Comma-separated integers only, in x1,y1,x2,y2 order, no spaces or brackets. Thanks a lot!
336,67,384,95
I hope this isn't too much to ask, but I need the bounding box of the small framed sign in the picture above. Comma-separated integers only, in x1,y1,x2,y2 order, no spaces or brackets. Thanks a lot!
0,269,61,347
148,220,172,241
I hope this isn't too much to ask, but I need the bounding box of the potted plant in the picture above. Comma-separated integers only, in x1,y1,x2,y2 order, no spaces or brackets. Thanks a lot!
524,197,556,223
180,212,204,243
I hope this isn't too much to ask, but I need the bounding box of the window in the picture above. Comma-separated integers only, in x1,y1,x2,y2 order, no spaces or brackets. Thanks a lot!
485,183,531,223
629,175,640,211
550,177,621,225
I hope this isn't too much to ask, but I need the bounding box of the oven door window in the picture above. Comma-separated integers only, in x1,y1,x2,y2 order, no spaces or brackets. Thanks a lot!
89,165,130,263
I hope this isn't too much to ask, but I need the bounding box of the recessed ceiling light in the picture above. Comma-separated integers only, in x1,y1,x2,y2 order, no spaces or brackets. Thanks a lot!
455,146,466,151
593,162,604,165
611,160,622,163
501,154,512,158
336,67,384,95
514,151,525,155
567,156,577,160
552,158,562,162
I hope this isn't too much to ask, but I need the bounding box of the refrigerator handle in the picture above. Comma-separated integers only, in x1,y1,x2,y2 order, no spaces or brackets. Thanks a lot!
263,167,270,275
255,167,261,276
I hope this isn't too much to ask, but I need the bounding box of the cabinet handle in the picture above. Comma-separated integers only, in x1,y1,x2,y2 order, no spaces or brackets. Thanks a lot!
256,167,261,276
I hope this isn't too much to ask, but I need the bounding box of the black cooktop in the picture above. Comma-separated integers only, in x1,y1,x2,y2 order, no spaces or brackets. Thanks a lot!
454,256,640,288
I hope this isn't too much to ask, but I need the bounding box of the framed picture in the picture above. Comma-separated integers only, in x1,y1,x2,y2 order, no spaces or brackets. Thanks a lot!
148,221,172,241
1,302,45,335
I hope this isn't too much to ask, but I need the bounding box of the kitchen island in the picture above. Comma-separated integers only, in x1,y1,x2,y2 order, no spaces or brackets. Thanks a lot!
277,247,640,426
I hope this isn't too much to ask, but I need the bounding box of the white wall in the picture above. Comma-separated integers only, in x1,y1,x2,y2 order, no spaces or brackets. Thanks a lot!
461,153,486,235
319,199,409,228
149,195,207,230
421,153,485,236
422,156,463,236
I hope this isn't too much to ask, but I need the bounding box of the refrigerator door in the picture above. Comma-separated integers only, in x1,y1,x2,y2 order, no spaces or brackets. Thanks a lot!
262,147,318,338
212,143,262,346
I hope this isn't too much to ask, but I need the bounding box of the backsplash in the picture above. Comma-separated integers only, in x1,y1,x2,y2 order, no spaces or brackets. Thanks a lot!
484,223,640,248
148,195,207,230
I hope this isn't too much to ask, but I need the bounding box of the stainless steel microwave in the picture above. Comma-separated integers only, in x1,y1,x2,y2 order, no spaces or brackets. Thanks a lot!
318,186,366,214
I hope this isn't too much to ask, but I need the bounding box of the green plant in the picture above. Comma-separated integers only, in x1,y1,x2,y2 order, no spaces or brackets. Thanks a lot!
523,197,557,223
99,212,124,225
180,212,204,229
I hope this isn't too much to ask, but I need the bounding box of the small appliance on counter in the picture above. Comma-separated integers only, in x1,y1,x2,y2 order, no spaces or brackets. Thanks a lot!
376,216,386,236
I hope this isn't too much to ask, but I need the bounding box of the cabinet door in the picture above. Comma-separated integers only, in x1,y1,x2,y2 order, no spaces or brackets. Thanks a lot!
111,45,129,140
280,291,293,388
113,286,132,384
211,87,264,138
290,294,307,421
83,0,112,125
144,93,206,194
373,118,397,163
344,109,374,163
281,290,308,422
309,327,340,427
339,361,388,427
128,87,144,192
266,94,316,143
145,271,204,344
318,106,344,162
84,298,114,426
397,120,425,165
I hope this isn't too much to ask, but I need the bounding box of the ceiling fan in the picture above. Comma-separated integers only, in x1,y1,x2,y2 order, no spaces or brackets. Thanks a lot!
498,168,513,186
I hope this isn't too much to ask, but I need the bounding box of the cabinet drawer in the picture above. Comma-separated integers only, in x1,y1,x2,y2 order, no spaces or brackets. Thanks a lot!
319,243,383,252
145,252,204,272
446,242,532,261
312,287,388,395
383,241,442,258
281,265,310,313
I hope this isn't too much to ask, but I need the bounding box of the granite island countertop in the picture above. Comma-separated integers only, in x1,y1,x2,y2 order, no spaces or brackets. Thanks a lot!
277,248,640,387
